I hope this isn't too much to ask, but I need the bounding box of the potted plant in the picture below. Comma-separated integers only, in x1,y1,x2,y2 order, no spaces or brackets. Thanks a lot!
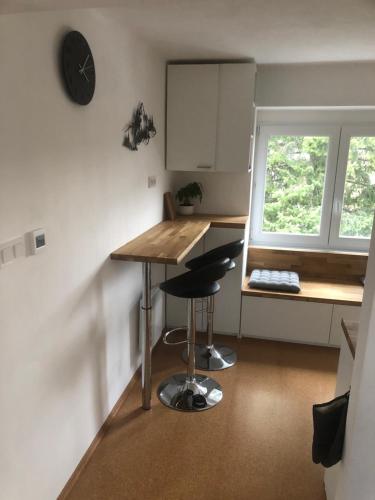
175,182,203,215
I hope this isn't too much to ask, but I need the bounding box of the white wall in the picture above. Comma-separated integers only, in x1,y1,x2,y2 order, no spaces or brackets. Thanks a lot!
257,108,375,125
256,61,375,107
0,9,169,500
334,219,375,499
171,171,251,215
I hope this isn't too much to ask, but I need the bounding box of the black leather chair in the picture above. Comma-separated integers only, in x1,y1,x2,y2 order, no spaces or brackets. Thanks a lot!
157,257,231,412
181,239,244,370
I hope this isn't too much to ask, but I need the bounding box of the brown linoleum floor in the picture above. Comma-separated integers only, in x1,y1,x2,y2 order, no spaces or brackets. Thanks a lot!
65,336,338,500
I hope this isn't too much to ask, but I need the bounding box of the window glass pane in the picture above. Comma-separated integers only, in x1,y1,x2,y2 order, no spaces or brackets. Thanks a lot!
339,137,375,239
262,136,329,235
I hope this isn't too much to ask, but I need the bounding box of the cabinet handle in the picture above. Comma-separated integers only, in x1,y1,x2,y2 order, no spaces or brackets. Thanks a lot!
197,165,212,169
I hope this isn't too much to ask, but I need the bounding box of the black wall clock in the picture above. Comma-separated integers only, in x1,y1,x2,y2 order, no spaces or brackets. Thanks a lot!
61,31,95,105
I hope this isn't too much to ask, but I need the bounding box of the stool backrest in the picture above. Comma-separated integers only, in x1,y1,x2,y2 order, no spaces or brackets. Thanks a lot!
188,257,231,283
159,257,231,299
186,239,244,270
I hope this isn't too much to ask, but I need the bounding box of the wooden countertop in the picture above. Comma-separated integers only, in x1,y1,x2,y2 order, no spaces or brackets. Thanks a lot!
341,319,359,358
177,214,248,229
111,214,248,265
242,276,363,306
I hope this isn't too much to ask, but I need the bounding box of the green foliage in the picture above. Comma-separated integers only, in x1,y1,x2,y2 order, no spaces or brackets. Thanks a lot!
340,137,375,238
176,182,203,206
262,135,375,239
263,135,328,235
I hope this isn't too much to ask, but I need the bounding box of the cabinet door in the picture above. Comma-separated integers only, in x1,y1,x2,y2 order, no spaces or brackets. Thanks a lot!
204,228,245,335
329,304,361,347
166,64,219,171
165,239,205,330
240,296,332,344
215,63,256,172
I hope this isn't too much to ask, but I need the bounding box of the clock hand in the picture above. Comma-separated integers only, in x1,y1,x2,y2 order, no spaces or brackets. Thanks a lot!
78,64,89,81
78,55,91,74
81,54,90,71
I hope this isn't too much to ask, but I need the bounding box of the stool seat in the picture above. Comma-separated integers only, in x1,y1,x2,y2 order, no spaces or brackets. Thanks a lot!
160,257,230,298
185,239,244,271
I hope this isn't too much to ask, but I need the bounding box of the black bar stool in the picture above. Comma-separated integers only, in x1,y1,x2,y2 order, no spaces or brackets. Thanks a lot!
157,258,231,412
182,239,244,371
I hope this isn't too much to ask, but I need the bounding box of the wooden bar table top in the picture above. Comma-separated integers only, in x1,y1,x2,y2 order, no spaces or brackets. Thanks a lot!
111,214,248,265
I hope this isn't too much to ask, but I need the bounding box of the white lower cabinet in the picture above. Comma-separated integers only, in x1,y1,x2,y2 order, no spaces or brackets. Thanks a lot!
240,297,333,344
329,304,361,346
240,297,362,346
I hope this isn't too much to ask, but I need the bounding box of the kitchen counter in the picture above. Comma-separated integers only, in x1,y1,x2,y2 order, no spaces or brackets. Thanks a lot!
111,214,248,265
242,277,363,306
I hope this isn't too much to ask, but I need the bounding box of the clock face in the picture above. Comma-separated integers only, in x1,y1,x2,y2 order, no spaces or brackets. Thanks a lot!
61,31,95,105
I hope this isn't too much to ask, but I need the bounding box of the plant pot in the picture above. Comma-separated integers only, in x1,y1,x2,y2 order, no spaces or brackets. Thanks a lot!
178,204,194,215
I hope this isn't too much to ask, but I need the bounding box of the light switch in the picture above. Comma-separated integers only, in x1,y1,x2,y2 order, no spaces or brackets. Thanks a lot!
0,235,26,269
1,246,15,265
14,240,25,258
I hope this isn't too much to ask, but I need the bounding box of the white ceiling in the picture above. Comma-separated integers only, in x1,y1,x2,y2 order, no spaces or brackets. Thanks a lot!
2,0,375,64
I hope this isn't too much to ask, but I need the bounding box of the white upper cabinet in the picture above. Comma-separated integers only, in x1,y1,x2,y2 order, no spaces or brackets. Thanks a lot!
166,62,256,172
215,63,256,172
167,64,219,172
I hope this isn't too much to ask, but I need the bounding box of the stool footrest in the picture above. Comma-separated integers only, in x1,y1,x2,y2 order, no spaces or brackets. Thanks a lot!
163,327,187,346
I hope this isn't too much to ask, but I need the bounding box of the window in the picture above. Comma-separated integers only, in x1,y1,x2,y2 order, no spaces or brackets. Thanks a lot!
252,123,375,251
340,137,375,237
330,127,375,250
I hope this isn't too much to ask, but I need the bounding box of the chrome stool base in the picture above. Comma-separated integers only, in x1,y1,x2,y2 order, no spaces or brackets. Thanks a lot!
157,373,223,412
182,344,237,371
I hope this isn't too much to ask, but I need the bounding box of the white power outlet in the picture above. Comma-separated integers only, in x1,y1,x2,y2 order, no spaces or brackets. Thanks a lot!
148,176,157,188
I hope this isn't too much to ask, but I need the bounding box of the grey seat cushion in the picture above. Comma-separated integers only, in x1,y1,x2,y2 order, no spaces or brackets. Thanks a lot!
249,269,301,293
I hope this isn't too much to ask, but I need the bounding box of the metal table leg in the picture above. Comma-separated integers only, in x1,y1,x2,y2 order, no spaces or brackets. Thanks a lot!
141,262,152,410
186,298,196,382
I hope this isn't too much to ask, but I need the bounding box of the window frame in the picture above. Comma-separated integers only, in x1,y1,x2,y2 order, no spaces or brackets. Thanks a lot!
329,125,375,251
251,124,341,248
